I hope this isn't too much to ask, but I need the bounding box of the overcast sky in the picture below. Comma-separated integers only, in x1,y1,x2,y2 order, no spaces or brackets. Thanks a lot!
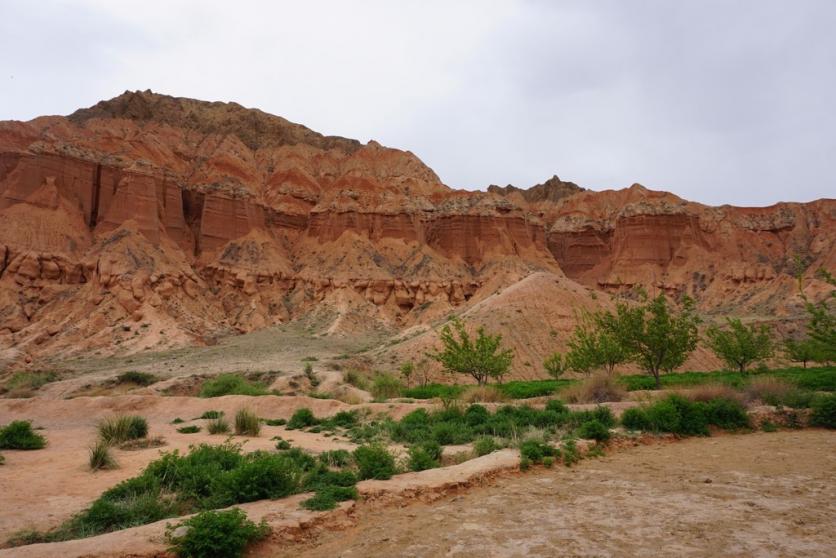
1,0,834,206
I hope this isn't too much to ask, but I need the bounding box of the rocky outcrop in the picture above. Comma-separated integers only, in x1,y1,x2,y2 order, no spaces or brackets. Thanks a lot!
0,91,833,364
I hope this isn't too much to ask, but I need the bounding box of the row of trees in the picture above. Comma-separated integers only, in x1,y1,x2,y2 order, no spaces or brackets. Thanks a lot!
428,268,833,388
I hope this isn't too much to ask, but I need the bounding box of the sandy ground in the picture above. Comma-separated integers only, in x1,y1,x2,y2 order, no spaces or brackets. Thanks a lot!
281,430,836,558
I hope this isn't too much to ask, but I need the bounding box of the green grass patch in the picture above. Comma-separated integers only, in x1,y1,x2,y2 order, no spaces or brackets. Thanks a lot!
177,425,201,434
0,420,47,450
116,371,158,386
98,415,148,444
199,375,268,398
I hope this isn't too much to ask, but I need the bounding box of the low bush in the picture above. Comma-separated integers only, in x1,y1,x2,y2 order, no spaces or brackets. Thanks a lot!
407,441,442,471
177,425,201,434
0,420,47,450
207,416,230,435
370,374,403,400
318,449,352,467
89,441,118,471
542,456,555,468
1,371,59,396
519,439,555,463
681,383,745,404
167,508,269,558
301,485,358,511
519,457,532,471
234,409,260,436
621,395,749,435
496,379,572,399
116,371,157,386
98,415,148,444
353,444,397,480
473,436,498,457
276,439,291,450
576,419,611,442
263,418,287,426
199,375,268,398
810,394,836,428
562,372,625,404
401,383,464,400
460,385,508,403
287,408,318,430
199,410,222,419
561,439,580,466
744,377,794,405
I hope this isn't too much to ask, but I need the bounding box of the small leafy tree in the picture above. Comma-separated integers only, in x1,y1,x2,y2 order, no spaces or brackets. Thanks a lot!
543,352,566,379
600,293,700,389
783,337,818,368
705,318,773,373
399,361,415,387
565,311,630,375
429,318,514,385
803,268,835,363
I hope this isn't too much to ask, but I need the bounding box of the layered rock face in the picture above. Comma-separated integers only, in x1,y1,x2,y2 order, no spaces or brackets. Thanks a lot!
0,90,833,365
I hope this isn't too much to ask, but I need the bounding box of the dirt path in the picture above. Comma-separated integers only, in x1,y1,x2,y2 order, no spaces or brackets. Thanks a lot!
279,430,836,558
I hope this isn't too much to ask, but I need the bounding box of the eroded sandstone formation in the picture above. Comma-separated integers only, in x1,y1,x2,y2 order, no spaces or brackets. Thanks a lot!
0,90,833,365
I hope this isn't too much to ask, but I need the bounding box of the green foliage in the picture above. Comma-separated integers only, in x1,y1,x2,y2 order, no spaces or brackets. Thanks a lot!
561,439,580,466
803,269,835,363
542,456,554,468
401,383,465,400
177,425,201,434
304,362,319,388
287,408,318,430
263,418,287,426
519,457,531,471
0,420,47,450
621,395,749,435
399,361,415,386
89,440,118,471
565,310,630,374
407,442,441,471
784,338,820,368
519,440,555,463
576,419,611,442
98,415,148,444
199,410,222,419
473,436,498,456
543,352,566,379
234,409,260,436
116,371,158,386
318,449,352,467
172,418,185,424
810,394,836,428
320,410,359,429
199,375,268,398
706,318,773,373
599,293,700,388
207,416,230,434
2,371,59,395
370,373,403,400
496,379,573,399
353,444,397,480
429,318,514,385
275,439,291,450
301,485,358,511
167,508,269,558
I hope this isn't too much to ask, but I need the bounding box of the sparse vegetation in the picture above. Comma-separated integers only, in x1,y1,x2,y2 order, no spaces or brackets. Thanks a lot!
810,393,836,428
407,440,442,471
167,508,269,558
287,408,318,430
177,425,201,434
208,416,230,434
370,373,403,400
473,436,498,456
199,410,222,419
353,444,397,480
234,409,261,436
0,420,47,450
89,441,118,471
1,371,59,397
116,371,158,386
562,371,625,403
200,374,268,398
97,415,148,445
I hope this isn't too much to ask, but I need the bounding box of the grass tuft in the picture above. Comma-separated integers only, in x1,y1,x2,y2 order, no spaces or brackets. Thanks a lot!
234,409,260,436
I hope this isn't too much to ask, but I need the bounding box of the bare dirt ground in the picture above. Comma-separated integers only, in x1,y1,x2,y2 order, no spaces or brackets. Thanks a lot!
281,430,836,558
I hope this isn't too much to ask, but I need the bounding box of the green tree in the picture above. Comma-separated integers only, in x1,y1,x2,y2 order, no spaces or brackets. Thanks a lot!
599,293,700,389
783,338,818,368
429,318,514,385
803,268,835,363
399,361,415,387
543,352,566,379
705,318,773,373
565,311,630,375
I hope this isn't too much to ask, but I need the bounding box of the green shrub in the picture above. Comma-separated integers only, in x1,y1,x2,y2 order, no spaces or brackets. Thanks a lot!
561,439,580,466
761,421,778,432
519,440,554,463
407,443,441,471
167,508,269,558
301,485,358,511
702,398,750,430
621,407,651,430
208,416,230,434
234,409,260,436
473,436,497,457
98,415,148,444
89,440,118,471
0,453,4,465
576,419,611,442
276,439,291,450
0,420,47,450
287,408,318,430
353,444,397,480
172,418,185,424
263,418,287,426
519,457,531,471
211,453,300,506
199,410,222,419
177,425,201,434
320,410,359,429
810,394,836,428
318,449,352,467
542,455,555,468
200,375,268,398
117,371,157,386
370,374,403,400
545,399,569,414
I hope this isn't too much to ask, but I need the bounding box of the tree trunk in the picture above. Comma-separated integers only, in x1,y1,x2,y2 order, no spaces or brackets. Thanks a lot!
654,370,661,389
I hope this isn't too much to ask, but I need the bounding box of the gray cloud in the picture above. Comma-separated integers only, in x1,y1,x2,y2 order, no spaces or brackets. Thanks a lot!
1,0,833,205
